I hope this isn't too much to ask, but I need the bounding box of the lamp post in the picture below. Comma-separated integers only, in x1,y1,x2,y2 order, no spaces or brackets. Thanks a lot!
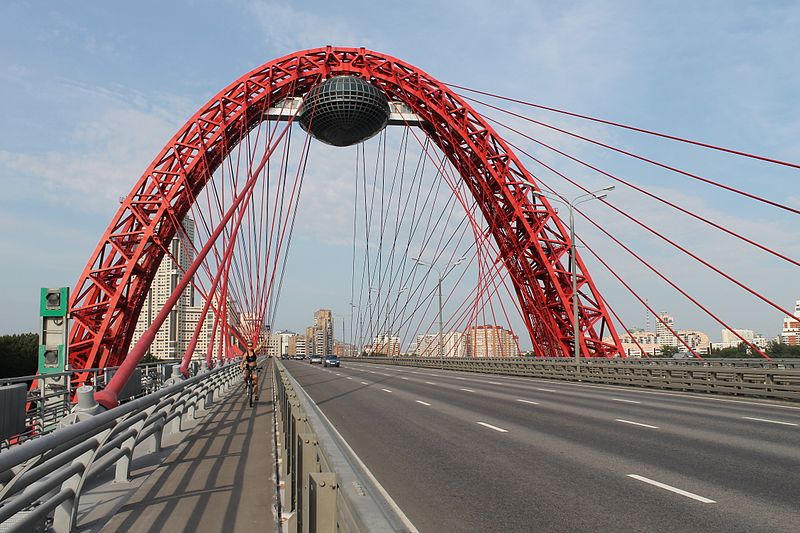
521,182,614,366
411,255,467,370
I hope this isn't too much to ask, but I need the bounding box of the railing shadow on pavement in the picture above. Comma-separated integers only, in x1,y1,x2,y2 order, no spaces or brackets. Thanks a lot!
0,361,241,533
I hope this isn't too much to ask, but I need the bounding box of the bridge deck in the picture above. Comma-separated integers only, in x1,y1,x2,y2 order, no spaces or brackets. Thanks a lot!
100,361,276,532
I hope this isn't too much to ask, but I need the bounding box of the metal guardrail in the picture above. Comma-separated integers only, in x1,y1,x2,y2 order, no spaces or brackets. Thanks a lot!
274,359,416,532
0,359,201,449
0,361,240,533
343,357,800,401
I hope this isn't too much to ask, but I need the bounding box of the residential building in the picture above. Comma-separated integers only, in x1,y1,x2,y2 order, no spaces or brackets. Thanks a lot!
781,300,800,345
464,325,519,358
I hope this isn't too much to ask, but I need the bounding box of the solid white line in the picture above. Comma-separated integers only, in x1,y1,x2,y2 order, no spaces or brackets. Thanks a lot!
361,382,369,385
293,380,420,532
627,474,716,503
616,419,659,429
382,388,393,393
537,388,557,392
460,388,475,392
612,398,641,404
517,399,540,405
416,400,431,406
477,422,509,433
742,416,798,427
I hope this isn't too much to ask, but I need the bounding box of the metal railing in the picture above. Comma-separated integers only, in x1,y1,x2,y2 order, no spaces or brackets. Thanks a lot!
342,357,800,401
0,361,240,533
274,359,416,532
0,359,202,449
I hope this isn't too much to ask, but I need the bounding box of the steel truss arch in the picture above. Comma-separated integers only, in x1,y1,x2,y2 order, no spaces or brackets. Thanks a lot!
68,45,623,370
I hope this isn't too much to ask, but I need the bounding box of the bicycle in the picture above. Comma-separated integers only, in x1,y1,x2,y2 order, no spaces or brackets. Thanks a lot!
243,366,263,408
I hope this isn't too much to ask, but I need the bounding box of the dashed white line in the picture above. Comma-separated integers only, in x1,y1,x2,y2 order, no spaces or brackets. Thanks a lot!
537,388,556,392
627,475,715,503
742,416,798,427
361,382,369,385
382,388,393,393
612,398,641,404
488,381,503,385
477,422,509,433
616,419,659,429
400,377,410,380
336,373,342,376
426,382,437,385
346,377,353,380
381,373,390,376
460,388,475,393
516,399,540,405
455,377,466,381
416,400,431,406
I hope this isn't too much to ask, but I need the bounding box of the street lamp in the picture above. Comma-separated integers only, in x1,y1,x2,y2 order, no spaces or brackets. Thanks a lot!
521,182,614,366
410,255,468,370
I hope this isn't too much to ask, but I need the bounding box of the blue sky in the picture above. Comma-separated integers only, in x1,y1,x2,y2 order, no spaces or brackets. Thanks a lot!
1,1,799,345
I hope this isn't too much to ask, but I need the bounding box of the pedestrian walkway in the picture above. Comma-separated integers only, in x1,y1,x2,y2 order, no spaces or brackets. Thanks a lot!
100,361,277,532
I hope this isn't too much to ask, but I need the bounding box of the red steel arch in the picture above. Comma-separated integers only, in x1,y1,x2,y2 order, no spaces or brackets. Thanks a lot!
68,46,623,370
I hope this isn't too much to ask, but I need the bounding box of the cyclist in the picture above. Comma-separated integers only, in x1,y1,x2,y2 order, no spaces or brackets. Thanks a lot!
240,340,261,400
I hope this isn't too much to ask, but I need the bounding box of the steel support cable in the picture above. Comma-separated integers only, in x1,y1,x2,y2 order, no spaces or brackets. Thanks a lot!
568,203,768,358
483,115,800,269
182,125,298,372
95,118,297,407
495,128,800,326
447,83,800,171
262,129,313,328
463,94,800,217
576,236,702,359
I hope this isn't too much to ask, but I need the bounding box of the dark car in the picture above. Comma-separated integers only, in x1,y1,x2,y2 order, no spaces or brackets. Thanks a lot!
323,355,340,368
280,353,290,360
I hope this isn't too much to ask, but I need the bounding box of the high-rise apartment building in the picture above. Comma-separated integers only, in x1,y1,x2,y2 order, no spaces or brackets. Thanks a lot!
782,300,800,345
368,334,401,356
132,219,200,359
464,325,519,358
415,332,467,358
313,309,334,356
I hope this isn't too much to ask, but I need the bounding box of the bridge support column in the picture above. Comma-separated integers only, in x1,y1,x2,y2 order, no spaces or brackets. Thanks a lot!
307,473,338,533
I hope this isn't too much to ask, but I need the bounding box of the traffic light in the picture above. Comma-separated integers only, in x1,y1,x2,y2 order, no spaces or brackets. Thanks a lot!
39,287,69,374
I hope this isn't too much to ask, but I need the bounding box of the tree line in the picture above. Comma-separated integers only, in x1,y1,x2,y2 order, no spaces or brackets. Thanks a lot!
0,333,38,379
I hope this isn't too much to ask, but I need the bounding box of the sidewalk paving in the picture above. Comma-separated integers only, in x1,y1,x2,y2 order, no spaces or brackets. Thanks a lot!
99,361,277,532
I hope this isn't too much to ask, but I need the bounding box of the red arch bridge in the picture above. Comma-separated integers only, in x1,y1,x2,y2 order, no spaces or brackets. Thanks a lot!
1,47,799,532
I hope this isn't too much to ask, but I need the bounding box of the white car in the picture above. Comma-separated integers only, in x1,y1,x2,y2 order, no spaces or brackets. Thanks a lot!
309,355,323,364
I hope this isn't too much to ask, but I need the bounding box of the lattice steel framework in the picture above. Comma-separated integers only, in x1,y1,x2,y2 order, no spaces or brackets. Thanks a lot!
68,46,623,371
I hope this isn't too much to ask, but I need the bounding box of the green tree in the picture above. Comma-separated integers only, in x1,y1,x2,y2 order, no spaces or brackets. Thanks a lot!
659,345,679,358
766,341,800,358
0,333,39,379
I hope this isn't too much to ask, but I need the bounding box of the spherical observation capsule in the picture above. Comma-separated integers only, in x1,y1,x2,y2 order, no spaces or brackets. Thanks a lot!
298,76,390,147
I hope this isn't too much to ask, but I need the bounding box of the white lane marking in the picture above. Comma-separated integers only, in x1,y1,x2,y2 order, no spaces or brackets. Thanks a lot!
416,400,431,406
517,399,540,405
401,377,410,380
336,373,342,376
347,377,353,380
488,381,503,385
627,475,716,503
411,371,419,374
426,381,437,385
455,377,466,380
612,398,641,404
742,416,798,427
537,388,557,392
616,419,659,429
460,388,475,393
361,382,369,385
382,388,393,393
292,379,420,532
381,373,390,376
477,422,509,433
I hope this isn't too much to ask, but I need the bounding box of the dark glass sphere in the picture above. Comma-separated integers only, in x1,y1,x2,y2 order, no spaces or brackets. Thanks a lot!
298,76,390,147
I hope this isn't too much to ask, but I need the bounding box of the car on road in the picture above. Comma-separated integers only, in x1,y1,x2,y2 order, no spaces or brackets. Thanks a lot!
293,355,304,360
323,355,340,368
309,355,323,364
280,353,290,360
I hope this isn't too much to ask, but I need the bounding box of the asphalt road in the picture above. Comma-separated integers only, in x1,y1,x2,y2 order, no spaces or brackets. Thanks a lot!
282,360,800,533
